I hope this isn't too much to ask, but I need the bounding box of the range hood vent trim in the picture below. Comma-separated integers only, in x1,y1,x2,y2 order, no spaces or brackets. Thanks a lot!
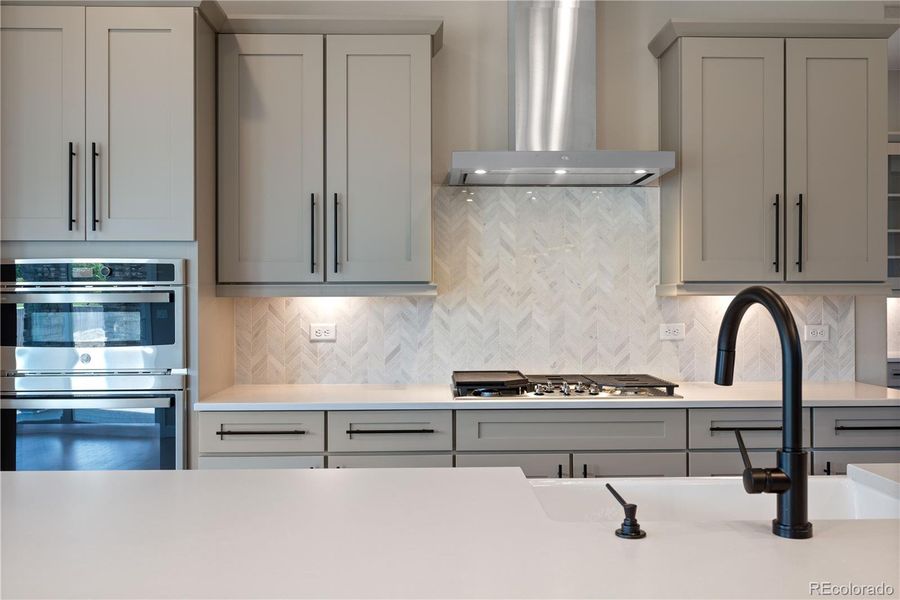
448,0,674,187
449,150,675,187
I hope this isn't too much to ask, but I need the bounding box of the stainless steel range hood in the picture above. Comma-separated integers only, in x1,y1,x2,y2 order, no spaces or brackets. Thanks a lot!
449,0,673,187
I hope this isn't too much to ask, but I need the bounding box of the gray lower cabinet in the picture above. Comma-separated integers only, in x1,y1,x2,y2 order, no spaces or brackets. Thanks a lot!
812,450,900,476
327,410,452,453
198,411,325,454
198,455,324,470
456,409,686,452
689,408,811,449
689,451,780,477
455,453,571,478
328,454,452,469
574,452,687,478
812,407,900,448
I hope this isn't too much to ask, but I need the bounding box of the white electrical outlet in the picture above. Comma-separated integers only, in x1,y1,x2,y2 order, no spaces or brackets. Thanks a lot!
803,324,829,342
309,323,336,342
659,323,685,341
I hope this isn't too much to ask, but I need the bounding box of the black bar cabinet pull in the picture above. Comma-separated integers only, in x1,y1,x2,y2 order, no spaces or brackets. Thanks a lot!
824,461,832,476
67,142,76,230
333,192,339,273
557,464,563,478
582,463,588,478
795,193,803,272
346,428,435,436
91,142,99,231
772,193,780,272
217,429,306,439
834,425,900,432
709,426,782,432
310,193,316,274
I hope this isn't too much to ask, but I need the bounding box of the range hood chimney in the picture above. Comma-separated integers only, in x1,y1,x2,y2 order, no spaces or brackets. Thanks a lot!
449,0,674,186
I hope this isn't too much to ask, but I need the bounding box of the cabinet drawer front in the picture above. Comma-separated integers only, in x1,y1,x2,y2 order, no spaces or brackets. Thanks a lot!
198,455,324,470
328,454,451,469
199,412,324,454
574,452,686,478
456,410,686,451
888,363,900,388
689,408,811,449
689,450,783,477
812,450,900,476
456,453,570,478
813,408,900,448
327,411,451,452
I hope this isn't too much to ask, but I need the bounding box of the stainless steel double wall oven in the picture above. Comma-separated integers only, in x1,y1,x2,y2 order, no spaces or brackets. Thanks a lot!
1,259,186,470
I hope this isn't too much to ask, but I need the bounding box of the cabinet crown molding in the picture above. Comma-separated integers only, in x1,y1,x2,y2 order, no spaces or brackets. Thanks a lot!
650,19,900,57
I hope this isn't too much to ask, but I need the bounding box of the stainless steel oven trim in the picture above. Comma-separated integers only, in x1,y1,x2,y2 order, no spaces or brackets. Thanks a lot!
0,258,185,286
1,373,186,392
1,389,185,469
1,286,185,373
1,291,172,304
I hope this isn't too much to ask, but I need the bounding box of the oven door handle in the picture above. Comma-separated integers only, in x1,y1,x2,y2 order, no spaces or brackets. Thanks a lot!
0,292,171,304
1,396,174,410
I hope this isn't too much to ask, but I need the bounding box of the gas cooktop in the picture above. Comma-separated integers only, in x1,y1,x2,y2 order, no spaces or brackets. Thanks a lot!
451,371,679,398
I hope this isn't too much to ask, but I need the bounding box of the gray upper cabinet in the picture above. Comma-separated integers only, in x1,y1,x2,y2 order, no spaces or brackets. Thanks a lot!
679,37,784,282
785,39,887,282
1,5,196,243
85,7,194,241
325,35,432,283
218,34,324,283
1,6,85,241
217,34,433,289
657,27,890,291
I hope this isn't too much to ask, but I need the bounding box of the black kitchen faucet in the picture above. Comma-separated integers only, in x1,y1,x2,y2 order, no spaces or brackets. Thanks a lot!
714,286,812,539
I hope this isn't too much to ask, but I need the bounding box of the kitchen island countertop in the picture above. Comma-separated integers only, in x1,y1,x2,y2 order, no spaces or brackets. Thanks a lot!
195,380,900,411
2,467,897,599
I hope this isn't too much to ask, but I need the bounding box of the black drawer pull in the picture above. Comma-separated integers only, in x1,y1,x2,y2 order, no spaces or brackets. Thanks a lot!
582,463,588,478
68,142,76,230
772,193,780,272
557,464,563,478
217,429,306,438
795,193,803,272
346,428,434,436
91,142,99,231
310,193,317,274
709,426,782,432
834,426,900,432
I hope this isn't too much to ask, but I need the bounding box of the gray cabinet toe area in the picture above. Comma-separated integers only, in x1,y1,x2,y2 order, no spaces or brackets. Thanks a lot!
196,406,900,477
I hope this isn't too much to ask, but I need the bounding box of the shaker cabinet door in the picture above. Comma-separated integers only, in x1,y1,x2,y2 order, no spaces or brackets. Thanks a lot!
325,35,432,282
1,6,86,241
680,37,784,282
218,34,325,282
785,38,887,281
85,7,195,241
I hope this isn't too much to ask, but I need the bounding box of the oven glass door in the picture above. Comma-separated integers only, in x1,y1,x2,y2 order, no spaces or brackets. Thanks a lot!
0,395,181,471
0,289,183,371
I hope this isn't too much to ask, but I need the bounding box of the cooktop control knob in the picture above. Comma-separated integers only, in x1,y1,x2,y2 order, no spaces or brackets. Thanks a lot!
573,381,586,393
588,384,600,395
99,265,111,278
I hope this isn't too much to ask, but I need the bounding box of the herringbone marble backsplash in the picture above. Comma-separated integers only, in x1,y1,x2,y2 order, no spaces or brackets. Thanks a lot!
235,187,855,384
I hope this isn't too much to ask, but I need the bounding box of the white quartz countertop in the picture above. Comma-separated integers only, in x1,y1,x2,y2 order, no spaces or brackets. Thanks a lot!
195,381,900,411
2,467,897,599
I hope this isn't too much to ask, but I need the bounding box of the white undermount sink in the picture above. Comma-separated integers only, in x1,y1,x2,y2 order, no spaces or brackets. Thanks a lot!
530,464,900,522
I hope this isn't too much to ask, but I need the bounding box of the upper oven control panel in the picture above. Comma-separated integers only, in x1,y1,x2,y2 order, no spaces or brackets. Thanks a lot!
0,259,184,286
